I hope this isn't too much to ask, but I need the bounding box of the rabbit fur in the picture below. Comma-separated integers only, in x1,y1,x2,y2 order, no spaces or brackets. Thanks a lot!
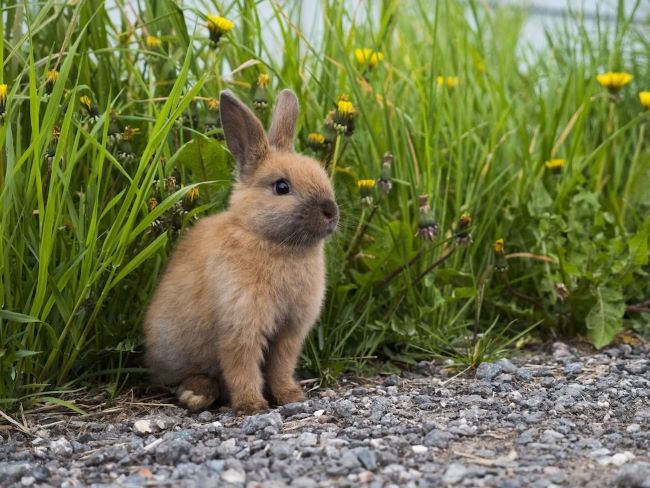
143,89,338,415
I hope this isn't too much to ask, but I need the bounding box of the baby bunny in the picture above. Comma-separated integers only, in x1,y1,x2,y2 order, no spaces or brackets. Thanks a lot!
144,89,338,415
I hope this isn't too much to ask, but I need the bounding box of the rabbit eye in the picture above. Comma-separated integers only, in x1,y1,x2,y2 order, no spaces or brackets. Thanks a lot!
273,179,291,195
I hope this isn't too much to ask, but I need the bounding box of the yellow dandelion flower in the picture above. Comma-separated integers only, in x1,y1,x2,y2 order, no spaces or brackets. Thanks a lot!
596,72,633,92
357,179,376,191
0,83,7,110
437,76,459,89
80,95,99,118
207,98,219,111
545,158,565,171
257,73,270,88
639,91,650,110
46,69,59,83
337,99,355,116
354,48,384,69
207,15,234,44
308,132,325,145
146,35,162,48
494,238,505,253
80,95,92,110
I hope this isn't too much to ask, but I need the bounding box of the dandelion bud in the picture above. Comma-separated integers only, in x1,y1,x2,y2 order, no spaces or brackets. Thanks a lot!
377,152,393,194
493,238,508,272
0,84,8,122
207,98,219,111
145,35,162,48
455,212,472,245
555,283,569,302
186,186,200,204
122,126,140,141
108,112,122,146
79,95,99,121
164,176,178,192
147,197,159,211
45,69,59,95
417,195,438,241
307,132,326,149
252,73,270,113
116,140,134,163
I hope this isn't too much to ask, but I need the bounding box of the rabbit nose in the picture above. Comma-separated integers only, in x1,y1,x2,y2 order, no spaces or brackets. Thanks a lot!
320,199,338,221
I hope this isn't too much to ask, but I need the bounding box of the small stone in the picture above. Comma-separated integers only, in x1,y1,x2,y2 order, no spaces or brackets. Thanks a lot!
623,360,648,375
599,452,636,467
221,468,245,484
313,410,325,417
416,361,434,375
270,441,293,459
291,477,317,488
564,362,583,376
411,445,428,454
384,375,401,386
133,419,154,435
541,430,565,443
443,463,468,484
280,402,307,418
197,411,213,422
516,368,534,381
240,412,283,435
216,438,239,457
206,459,225,472
49,438,73,457
626,424,641,433
354,448,377,470
333,399,356,418
340,451,361,469
424,429,454,448
476,362,503,381
359,471,374,483
299,432,318,447
615,461,650,487
552,342,573,360
20,477,35,486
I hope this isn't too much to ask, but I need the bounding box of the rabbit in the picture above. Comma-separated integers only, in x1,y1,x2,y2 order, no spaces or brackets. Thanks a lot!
143,89,339,415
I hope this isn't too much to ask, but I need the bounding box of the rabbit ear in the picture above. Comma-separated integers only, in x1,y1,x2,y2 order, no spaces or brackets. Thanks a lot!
220,90,269,181
268,89,299,152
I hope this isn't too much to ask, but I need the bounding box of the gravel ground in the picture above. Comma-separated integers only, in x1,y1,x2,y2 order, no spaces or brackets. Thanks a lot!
1,341,649,487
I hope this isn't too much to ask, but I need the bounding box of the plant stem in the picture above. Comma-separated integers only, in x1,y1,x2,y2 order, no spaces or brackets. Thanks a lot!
413,247,457,287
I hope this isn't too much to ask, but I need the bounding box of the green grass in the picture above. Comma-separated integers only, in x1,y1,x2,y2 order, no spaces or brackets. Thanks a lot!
1,0,648,408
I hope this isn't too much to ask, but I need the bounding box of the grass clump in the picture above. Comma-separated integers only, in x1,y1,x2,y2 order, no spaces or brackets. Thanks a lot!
1,0,648,407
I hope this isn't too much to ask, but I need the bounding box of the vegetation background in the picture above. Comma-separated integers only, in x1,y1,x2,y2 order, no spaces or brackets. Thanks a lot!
1,0,648,410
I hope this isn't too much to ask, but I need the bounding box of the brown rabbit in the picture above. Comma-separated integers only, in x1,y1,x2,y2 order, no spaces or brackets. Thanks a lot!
143,89,338,415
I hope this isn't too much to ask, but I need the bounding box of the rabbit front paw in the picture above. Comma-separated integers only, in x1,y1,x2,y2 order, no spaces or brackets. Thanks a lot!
232,397,269,416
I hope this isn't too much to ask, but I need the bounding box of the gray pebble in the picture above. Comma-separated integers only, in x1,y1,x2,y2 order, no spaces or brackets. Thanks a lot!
241,412,283,435
615,461,650,487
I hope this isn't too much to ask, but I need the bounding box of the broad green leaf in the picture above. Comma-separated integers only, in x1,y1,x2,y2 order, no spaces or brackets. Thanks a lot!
527,180,553,217
628,230,648,266
585,286,625,349
176,136,232,200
